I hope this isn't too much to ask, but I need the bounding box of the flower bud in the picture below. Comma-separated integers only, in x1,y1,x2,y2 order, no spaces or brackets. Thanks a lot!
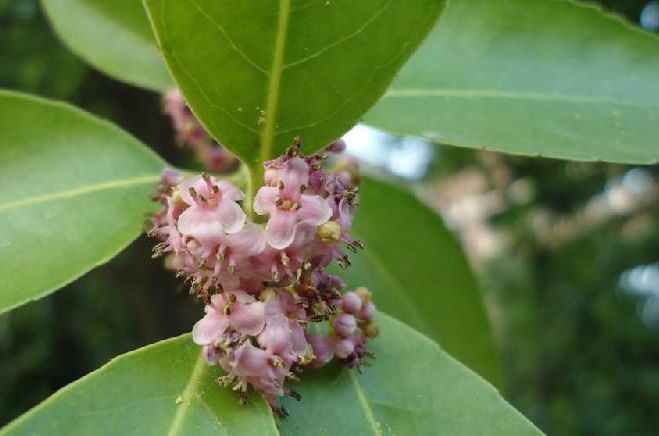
341,291,362,314
333,313,357,337
317,220,342,243
362,321,380,338
355,287,371,303
359,302,377,321
335,338,355,359
325,139,346,154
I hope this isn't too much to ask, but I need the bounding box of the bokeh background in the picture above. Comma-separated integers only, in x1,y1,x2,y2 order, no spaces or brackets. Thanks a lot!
1,0,659,434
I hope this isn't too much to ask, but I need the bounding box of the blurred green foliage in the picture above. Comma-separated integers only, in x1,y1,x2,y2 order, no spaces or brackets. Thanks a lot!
1,0,658,434
483,163,659,435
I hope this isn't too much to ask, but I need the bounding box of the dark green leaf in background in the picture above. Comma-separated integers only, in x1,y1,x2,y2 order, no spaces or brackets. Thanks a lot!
42,0,172,92
0,91,164,313
366,0,659,164
336,177,501,386
144,0,445,166
0,314,541,435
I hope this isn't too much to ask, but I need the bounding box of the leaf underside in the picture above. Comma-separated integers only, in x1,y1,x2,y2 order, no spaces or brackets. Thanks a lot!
144,0,445,166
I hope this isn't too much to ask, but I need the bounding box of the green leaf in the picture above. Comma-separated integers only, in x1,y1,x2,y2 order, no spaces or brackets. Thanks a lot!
336,177,501,385
365,0,659,164
280,314,539,435
0,91,164,314
0,334,278,436
42,0,172,92
1,314,541,435
144,0,445,166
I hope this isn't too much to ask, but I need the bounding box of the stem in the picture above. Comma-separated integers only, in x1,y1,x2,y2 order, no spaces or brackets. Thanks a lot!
245,163,265,222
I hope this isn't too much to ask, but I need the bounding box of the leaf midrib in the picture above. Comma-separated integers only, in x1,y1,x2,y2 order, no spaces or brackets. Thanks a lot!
260,0,291,163
385,88,659,108
348,371,383,436
166,352,209,436
0,175,160,214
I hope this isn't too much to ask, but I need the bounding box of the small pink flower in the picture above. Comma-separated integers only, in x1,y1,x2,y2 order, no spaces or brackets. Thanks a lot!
177,174,246,240
215,223,266,270
203,146,238,173
192,294,230,346
192,291,265,347
163,89,209,147
231,342,271,378
306,333,335,367
255,157,331,249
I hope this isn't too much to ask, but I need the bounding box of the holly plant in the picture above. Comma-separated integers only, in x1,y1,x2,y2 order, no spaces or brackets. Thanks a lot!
1,0,658,434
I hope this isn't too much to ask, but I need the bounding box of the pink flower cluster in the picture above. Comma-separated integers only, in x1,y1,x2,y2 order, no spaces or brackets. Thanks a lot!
149,143,377,413
163,89,237,172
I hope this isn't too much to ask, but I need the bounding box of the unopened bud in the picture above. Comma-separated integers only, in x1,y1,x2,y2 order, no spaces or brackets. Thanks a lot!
355,287,371,303
362,321,380,338
335,338,355,359
360,301,377,321
317,220,341,243
258,288,276,301
341,292,362,314
333,313,357,337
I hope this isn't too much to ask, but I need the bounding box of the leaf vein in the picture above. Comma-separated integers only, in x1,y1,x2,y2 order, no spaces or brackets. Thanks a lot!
348,371,382,436
277,6,439,135
0,175,159,214
384,88,659,108
260,0,292,162
166,351,208,436
183,0,269,75
282,0,393,70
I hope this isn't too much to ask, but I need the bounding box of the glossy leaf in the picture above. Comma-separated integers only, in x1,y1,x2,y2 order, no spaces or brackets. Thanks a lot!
42,0,172,91
0,334,278,436
365,0,659,164
335,177,501,385
1,314,541,435
0,91,164,314
281,314,539,435
144,0,445,166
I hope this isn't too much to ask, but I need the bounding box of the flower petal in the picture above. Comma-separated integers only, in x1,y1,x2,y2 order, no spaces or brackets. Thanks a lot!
177,207,224,241
298,195,332,226
218,201,246,234
232,343,269,377
177,175,206,205
253,186,279,216
265,210,297,249
192,312,229,345
216,180,245,202
280,157,309,196
307,333,335,366
224,223,266,258
257,314,291,354
230,301,266,336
